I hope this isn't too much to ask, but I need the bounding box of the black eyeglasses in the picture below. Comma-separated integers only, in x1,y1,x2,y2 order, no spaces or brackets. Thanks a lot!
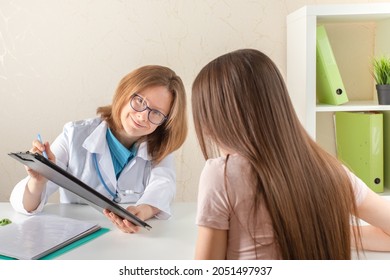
130,94,168,125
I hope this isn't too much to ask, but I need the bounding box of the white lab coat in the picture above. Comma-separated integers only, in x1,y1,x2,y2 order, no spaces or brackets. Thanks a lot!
10,118,176,219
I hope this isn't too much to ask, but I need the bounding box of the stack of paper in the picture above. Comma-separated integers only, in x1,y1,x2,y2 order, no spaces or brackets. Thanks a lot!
0,214,101,260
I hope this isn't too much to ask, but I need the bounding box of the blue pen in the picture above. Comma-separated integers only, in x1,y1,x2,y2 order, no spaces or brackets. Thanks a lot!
37,133,48,159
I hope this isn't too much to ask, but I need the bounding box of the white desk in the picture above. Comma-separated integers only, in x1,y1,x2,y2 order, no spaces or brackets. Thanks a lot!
1,202,390,260
0,202,198,260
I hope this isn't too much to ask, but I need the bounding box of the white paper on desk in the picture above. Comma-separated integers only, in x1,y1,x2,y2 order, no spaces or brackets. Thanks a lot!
0,214,100,260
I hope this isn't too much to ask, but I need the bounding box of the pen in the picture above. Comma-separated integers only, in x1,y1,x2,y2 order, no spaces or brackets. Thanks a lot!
37,133,48,159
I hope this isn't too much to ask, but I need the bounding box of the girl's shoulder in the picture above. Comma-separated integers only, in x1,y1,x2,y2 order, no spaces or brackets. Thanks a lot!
204,154,249,171
202,154,250,185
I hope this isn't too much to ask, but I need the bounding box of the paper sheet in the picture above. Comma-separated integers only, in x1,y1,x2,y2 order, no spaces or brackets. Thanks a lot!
0,214,100,260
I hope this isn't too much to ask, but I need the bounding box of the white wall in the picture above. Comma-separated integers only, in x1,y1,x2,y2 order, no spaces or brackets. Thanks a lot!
0,0,386,202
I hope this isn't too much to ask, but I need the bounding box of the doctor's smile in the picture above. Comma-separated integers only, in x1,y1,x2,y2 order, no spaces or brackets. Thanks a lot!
130,115,147,129
128,112,148,128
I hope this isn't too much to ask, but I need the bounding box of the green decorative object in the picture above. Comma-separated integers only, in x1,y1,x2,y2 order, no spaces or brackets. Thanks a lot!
0,218,12,226
373,55,390,85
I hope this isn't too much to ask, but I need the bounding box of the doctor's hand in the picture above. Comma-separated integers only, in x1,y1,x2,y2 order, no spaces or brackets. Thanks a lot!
22,140,56,213
25,140,56,183
103,204,160,234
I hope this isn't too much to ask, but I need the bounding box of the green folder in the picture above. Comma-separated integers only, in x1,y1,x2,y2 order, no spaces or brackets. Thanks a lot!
383,111,390,191
334,111,384,193
316,25,348,105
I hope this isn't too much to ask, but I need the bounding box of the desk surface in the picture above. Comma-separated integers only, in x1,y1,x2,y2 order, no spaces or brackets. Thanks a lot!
0,202,198,260
1,202,390,260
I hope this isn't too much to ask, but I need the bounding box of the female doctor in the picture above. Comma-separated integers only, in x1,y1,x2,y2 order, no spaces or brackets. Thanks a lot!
10,65,188,234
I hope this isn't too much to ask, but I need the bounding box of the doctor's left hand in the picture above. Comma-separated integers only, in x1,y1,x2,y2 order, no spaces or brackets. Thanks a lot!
103,204,159,234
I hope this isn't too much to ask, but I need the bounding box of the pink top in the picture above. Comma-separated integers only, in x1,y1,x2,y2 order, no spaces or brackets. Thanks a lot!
196,154,369,260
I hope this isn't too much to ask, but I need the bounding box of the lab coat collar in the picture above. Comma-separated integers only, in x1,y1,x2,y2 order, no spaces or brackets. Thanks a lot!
82,120,108,154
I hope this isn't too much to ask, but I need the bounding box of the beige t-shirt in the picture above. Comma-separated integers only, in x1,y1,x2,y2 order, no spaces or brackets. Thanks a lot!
196,154,369,260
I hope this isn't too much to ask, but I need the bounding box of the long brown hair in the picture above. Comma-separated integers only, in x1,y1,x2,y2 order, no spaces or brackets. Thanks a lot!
192,49,361,259
97,65,187,164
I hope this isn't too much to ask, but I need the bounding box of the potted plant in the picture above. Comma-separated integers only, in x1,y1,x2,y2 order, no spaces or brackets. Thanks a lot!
373,55,390,105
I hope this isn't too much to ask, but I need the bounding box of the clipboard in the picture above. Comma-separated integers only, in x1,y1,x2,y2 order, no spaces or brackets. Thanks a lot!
8,151,152,230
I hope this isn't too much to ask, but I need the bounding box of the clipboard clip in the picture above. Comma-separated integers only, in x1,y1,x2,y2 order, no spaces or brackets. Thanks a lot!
8,151,35,162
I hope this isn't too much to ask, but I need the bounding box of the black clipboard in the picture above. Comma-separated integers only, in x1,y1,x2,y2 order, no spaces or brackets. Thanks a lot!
8,151,152,230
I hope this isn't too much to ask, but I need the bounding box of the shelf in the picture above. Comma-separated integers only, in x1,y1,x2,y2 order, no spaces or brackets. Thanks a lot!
289,3,390,23
380,188,390,197
317,100,390,112
287,3,390,139
287,4,390,194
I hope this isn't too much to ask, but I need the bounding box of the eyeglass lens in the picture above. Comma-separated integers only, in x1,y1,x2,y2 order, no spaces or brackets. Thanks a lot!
130,95,166,125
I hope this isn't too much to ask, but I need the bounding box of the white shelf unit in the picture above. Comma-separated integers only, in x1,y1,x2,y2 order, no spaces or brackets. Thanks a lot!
287,3,390,195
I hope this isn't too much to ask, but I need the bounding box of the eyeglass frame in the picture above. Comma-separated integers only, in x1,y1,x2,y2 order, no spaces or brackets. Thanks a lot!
129,94,168,125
